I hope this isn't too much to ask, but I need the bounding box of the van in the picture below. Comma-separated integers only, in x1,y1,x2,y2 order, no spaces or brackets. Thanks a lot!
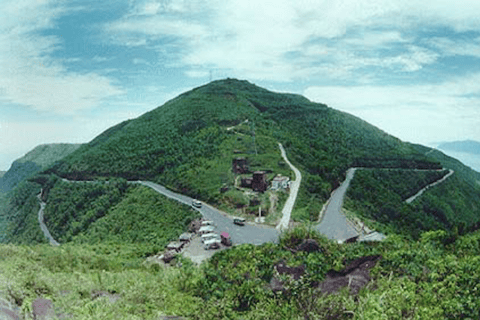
233,217,246,226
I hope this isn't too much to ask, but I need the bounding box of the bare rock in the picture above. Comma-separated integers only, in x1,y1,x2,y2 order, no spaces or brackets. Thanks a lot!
295,239,321,253
32,298,55,320
318,255,381,295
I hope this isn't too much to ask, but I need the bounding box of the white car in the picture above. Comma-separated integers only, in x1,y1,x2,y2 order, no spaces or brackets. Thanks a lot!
198,225,215,234
192,200,202,208
201,232,221,243
201,220,215,226
204,238,221,250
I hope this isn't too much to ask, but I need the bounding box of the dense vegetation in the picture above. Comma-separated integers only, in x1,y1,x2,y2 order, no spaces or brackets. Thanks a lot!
0,227,479,319
2,176,200,252
1,79,480,319
1,181,45,244
46,79,441,222
346,168,480,238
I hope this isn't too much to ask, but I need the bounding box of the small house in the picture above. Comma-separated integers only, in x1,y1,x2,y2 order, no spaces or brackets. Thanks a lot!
220,232,232,246
271,175,290,190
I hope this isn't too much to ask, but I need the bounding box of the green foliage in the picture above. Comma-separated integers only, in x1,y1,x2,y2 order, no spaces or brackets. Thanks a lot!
2,181,45,244
1,227,480,319
346,169,480,237
76,185,200,249
43,79,449,224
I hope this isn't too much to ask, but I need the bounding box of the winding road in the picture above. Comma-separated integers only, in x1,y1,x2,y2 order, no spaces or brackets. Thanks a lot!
276,143,302,231
316,168,359,241
37,193,60,246
137,181,279,245
405,169,454,203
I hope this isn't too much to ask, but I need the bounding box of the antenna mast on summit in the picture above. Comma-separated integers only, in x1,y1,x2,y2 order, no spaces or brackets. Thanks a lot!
209,70,213,82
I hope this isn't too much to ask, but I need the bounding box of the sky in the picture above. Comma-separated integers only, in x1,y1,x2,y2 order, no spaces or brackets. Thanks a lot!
1,0,480,170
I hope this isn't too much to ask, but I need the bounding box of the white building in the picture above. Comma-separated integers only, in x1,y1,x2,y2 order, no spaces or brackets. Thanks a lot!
271,175,290,190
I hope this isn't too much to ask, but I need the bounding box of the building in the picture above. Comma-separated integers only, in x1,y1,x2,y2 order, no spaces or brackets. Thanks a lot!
232,157,249,174
271,175,290,190
166,241,184,252
252,171,268,192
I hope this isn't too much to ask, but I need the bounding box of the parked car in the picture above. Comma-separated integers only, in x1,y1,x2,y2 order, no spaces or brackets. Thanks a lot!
201,220,214,226
204,238,221,250
233,217,246,226
201,232,220,243
198,225,215,234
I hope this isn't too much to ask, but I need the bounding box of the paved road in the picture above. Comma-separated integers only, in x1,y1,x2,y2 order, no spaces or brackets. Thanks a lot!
405,169,454,203
37,193,60,246
276,143,302,231
137,181,280,245
315,168,358,241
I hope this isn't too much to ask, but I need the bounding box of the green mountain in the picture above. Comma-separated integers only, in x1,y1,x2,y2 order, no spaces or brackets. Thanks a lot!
3,79,480,244
0,171,5,178
0,144,81,193
1,79,480,319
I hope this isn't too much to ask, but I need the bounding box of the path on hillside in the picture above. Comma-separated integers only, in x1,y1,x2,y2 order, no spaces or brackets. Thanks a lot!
37,193,60,246
405,169,454,203
316,167,455,241
137,181,279,245
276,143,302,231
316,168,359,241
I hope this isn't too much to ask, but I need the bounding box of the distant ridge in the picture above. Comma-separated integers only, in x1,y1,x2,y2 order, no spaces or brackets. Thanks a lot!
0,143,81,193
437,140,480,155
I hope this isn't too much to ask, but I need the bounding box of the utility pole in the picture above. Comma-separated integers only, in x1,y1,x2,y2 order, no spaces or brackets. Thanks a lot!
251,121,257,155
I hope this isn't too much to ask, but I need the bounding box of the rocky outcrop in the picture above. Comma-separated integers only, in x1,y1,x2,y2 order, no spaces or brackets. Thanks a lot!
318,255,381,295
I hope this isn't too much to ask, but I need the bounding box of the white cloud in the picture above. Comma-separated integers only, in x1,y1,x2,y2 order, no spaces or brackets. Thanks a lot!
304,74,480,144
430,37,480,58
0,0,123,115
106,0,480,82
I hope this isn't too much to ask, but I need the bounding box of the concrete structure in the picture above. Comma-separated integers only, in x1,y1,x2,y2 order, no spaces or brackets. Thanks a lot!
179,232,193,241
232,157,249,174
166,241,184,252
252,171,267,192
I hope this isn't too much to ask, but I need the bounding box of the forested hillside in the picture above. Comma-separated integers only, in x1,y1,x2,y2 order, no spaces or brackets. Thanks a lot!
36,78,478,238
2,79,480,244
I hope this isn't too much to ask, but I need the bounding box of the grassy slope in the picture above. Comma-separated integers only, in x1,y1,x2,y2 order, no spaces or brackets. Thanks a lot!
0,227,479,319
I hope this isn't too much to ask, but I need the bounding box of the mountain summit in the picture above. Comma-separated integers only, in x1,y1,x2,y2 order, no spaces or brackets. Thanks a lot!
0,78,476,241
